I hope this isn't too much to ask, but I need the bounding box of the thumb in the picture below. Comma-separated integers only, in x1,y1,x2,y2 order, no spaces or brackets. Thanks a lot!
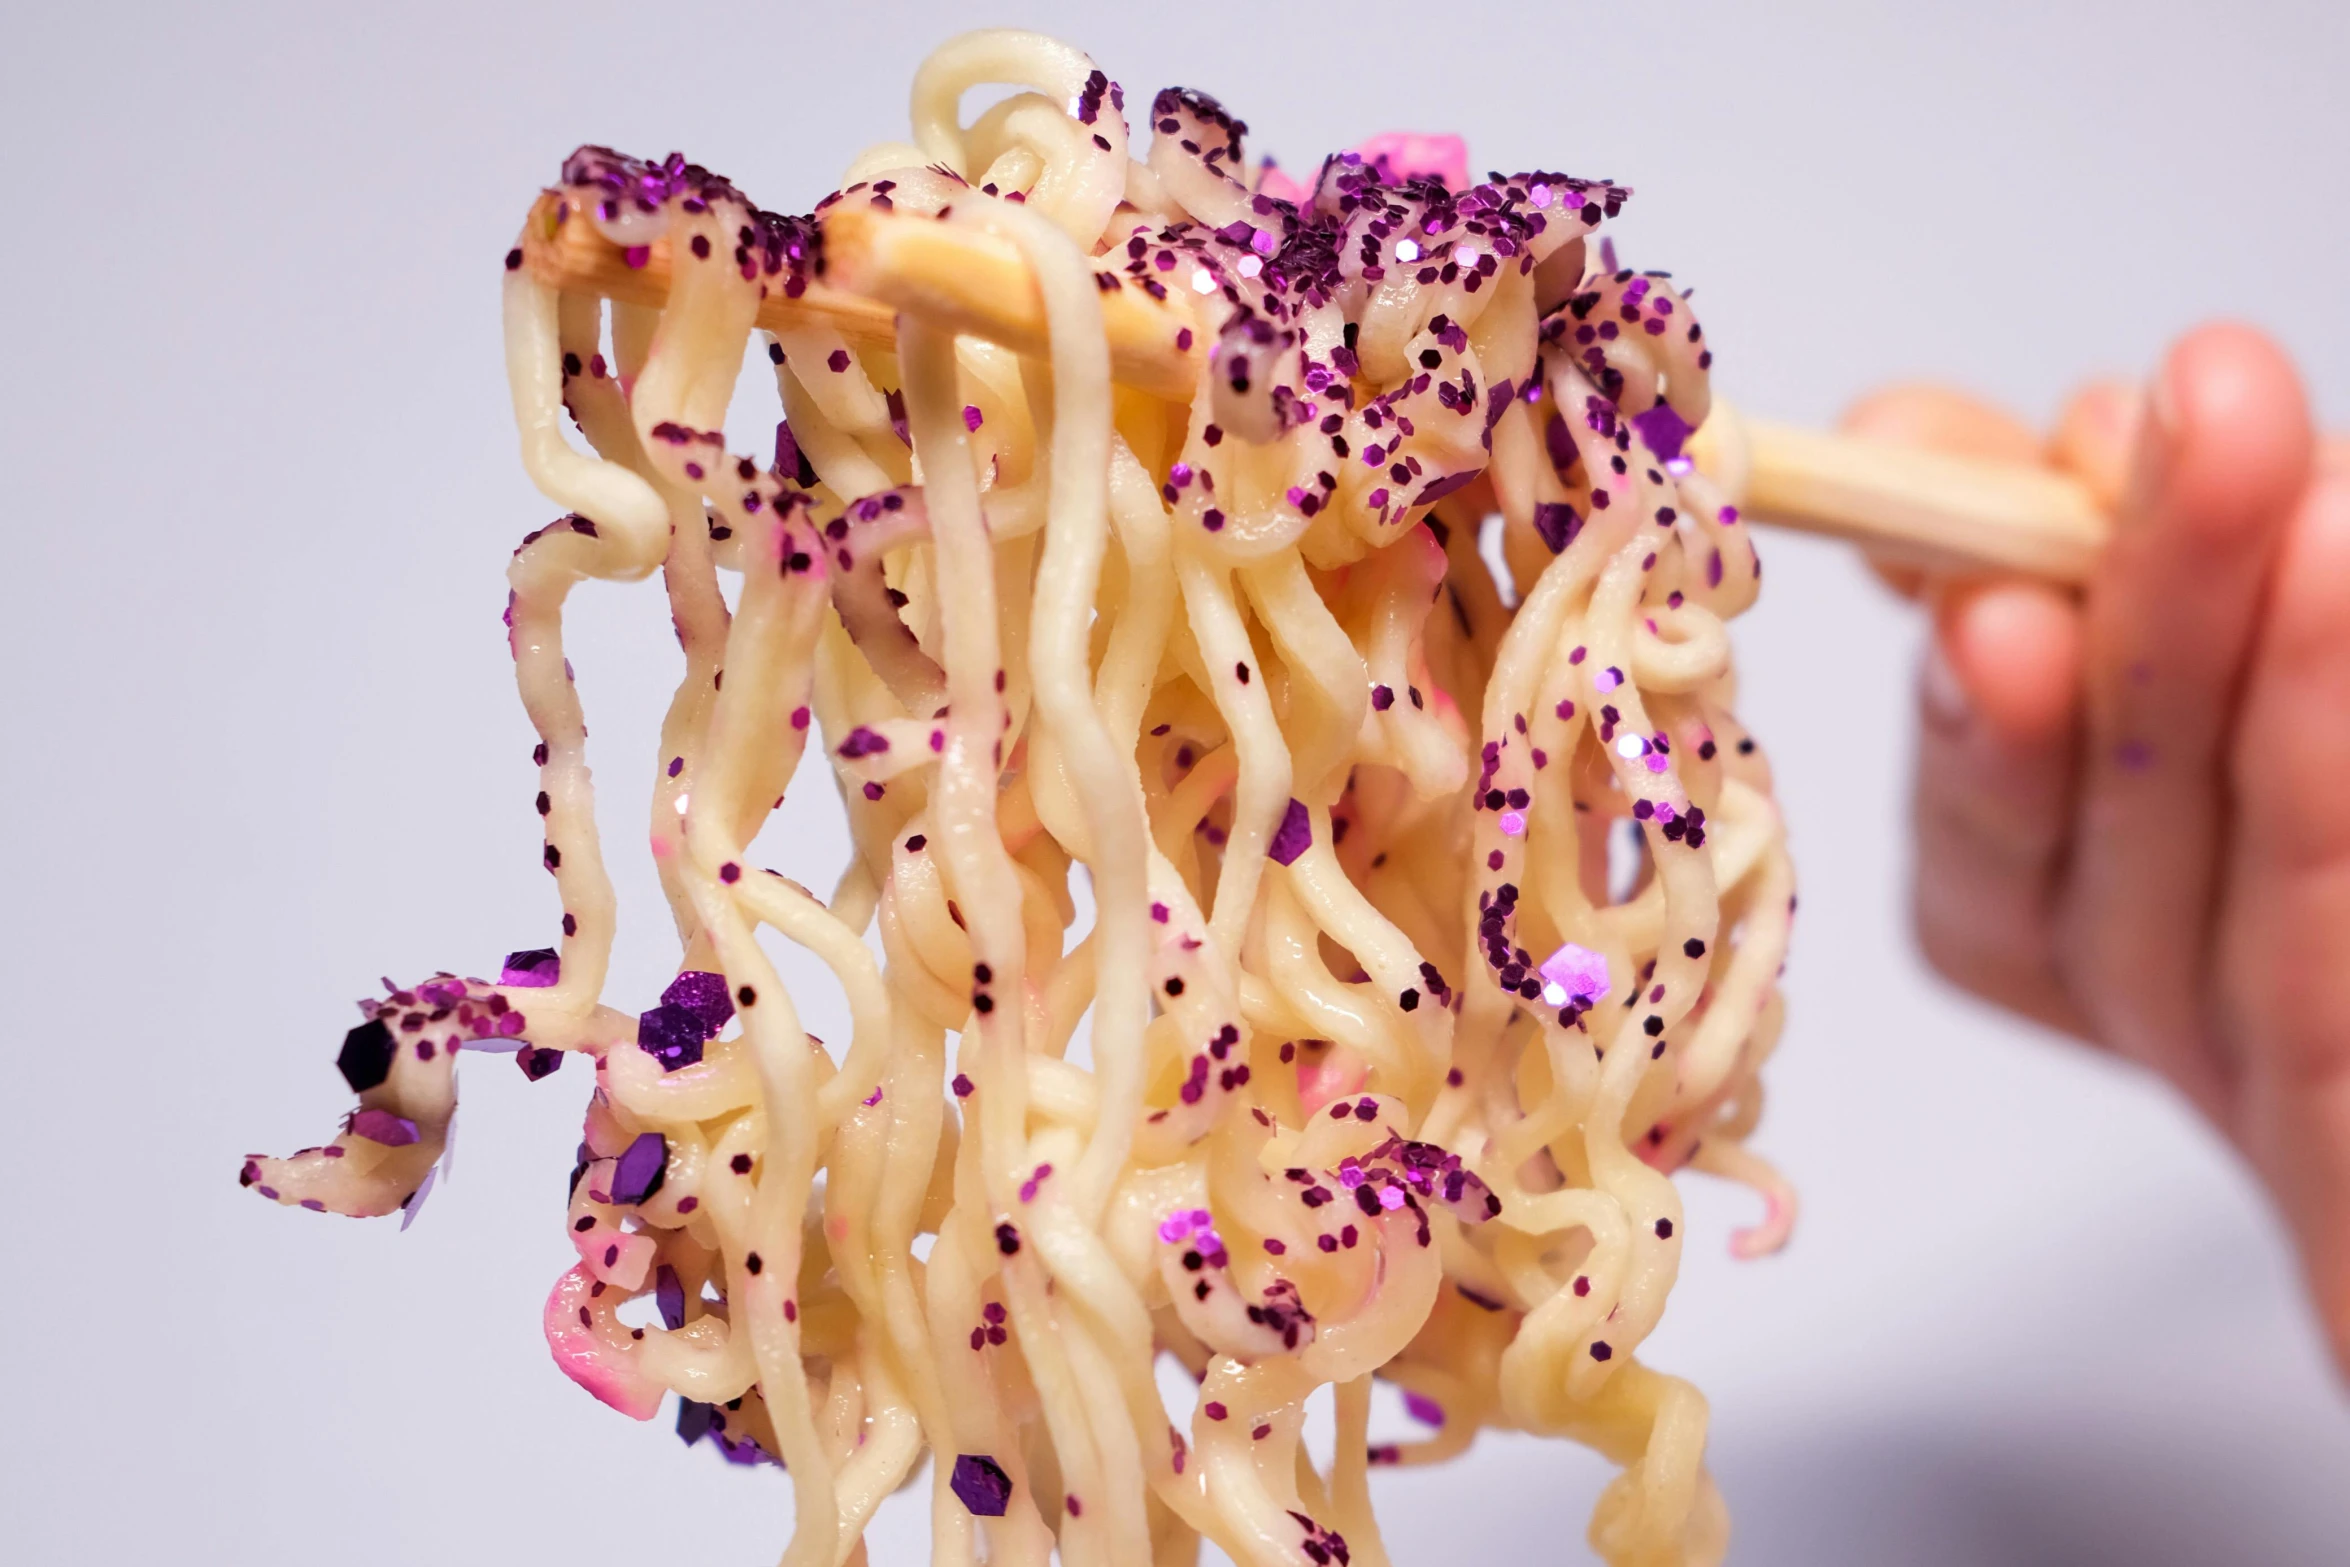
2046,379,2142,512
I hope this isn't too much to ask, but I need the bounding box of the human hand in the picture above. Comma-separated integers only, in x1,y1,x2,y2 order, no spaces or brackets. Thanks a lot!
1845,324,2350,1368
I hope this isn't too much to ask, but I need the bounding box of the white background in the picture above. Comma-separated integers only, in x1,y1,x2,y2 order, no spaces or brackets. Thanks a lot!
5,1,2347,1561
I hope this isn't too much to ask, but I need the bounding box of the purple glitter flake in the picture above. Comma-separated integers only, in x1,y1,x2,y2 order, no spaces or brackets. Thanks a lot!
458,1035,527,1055
502,948,561,987
1538,943,1611,1007
660,970,735,1035
337,1018,396,1093
1403,1390,1446,1427
638,1002,712,1071
1411,469,1479,508
715,1431,781,1467
609,1132,669,1205
673,1396,778,1464
656,1264,686,1330
951,1454,1014,1517
347,1109,419,1147
399,1162,438,1232
774,420,813,486
517,1046,565,1081
1531,501,1582,554
1629,402,1694,463
1268,798,1313,866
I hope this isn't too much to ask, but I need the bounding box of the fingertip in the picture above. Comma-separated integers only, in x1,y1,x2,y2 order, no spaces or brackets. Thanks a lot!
2137,323,2315,547
2259,469,2350,662
1938,581,2083,746
1841,384,2043,465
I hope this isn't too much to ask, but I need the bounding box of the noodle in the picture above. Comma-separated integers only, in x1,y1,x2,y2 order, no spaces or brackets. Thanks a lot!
243,30,1795,1567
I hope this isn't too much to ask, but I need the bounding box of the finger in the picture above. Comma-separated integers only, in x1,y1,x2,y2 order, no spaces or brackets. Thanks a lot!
2216,469,2350,1371
1910,586,2092,1037
2322,435,2350,478
2046,379,2142,513
1849,385,2091,1025
2057,323,2315,1114
1842,385,2042,599
1940,580,2084,746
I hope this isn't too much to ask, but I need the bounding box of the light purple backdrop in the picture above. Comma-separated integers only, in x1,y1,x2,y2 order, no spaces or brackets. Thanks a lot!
5,2,2345,1561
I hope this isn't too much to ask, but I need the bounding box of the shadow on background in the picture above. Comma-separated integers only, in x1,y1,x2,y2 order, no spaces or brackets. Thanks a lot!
1718,1416,2344,1565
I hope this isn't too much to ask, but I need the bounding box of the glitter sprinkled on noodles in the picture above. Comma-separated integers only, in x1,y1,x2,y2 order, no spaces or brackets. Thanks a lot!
247,28,1795,1567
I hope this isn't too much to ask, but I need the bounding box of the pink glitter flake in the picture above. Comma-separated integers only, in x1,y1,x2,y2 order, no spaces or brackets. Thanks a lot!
1538,943,1611,1008
1350,131,1470,191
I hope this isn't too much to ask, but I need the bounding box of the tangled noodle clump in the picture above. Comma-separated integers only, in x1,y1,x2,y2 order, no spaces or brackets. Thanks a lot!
247,29,1794,1567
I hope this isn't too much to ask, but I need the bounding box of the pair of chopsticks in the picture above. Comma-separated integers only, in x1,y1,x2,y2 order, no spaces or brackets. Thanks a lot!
521,194,2106,582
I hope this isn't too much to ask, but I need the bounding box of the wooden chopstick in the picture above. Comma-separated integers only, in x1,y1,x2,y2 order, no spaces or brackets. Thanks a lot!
519,192,903,351
821,205,1204,402
1688,407,2108,582
518,194,1204,401
523,195,2109,583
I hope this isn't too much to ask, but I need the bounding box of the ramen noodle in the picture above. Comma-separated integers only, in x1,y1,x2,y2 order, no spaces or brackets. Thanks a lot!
245,29,1795,1567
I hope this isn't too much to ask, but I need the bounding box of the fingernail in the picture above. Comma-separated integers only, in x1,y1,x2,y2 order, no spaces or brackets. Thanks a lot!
1921,642,1970,734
